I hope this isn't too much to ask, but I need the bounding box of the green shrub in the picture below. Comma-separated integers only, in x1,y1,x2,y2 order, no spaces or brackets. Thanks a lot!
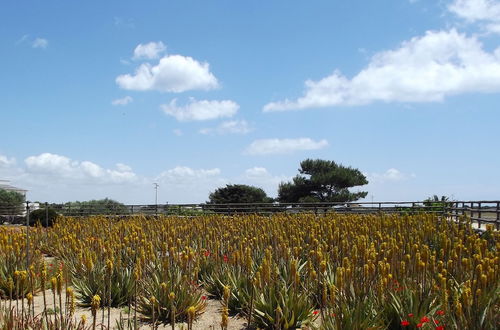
28,208,59,227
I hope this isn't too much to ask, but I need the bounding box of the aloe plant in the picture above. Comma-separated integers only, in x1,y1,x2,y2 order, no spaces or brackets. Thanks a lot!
320,295,385,330
72,265,135,308
252,282,315,329
138,263,206,324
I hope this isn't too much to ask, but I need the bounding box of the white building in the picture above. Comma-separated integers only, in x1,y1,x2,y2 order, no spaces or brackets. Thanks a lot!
0,180,27,197
0,180,30,217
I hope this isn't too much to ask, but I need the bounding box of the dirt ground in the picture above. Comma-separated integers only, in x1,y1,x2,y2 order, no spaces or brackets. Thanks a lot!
5,289,247,329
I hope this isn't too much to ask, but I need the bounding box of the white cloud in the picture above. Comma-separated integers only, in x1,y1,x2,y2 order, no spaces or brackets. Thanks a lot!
25,153,74,175
172,129,183,136
162,98,239,121
157,166,221,182
199,120,251,135
16,35,48,49
116,163,132,172
24,153,137,184
0,155,16,167
80,161,105,178
111,96,133,106
132,41,166,60
16,35,29,45
245,138,328,155
156,166,226,203
449,0,500,33
0,153,230,204
241,167,291,197
116,54,219,93
32,38,48,49
114,17,135,29
263,29,500,111
366,168,416,183
244,167,270,178
107,166,137,183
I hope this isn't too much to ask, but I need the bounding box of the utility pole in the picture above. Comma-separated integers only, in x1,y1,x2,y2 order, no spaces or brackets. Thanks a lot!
153,183,159,216
25,201,30,269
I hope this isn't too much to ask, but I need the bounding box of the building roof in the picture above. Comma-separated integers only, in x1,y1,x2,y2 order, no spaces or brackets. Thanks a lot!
0,180,27,193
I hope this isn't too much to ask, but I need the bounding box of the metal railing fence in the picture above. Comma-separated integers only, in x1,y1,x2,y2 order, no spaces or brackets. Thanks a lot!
1,200,499,230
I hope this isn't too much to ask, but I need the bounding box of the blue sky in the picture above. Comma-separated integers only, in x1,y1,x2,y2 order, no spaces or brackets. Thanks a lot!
1,0,499,204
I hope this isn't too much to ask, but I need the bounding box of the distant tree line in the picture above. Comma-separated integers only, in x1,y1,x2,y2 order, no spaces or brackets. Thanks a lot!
1,159,458,220
0,189,25,215
54,198,129,216
208,158,369,204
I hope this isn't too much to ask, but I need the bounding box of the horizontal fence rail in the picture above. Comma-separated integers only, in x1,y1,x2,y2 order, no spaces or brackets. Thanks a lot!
1,201,499,229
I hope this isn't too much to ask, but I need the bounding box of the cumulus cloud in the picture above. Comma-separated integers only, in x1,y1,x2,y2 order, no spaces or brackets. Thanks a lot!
199,120,251,135
156,166,227,203
162,98,239,121
116,54,219,93
111,96,133,106
366,168,416,183
0,155,16,167
0,153,254,203
244,166,288,183
32,38,48,49
157,166,221,183
24,153,137,184
263,29,500,111
244,138,328,155
16,35,48,49
242,167,290,197
244,167,270,178
449,0,500,33
25,153,74,175
132,41,166,60
114,17,135,29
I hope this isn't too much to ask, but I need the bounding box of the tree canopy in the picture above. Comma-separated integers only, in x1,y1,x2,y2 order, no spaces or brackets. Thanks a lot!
28,208,59,227
208,184,273,204
423,195,453,208
60,198,129,215
0,189,25,215
278,159,368,203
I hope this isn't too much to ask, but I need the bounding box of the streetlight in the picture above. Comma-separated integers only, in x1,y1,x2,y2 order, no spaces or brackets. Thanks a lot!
153,183,159,215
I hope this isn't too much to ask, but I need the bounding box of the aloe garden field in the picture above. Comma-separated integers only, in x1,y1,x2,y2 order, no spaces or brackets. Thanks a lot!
0,213,499,329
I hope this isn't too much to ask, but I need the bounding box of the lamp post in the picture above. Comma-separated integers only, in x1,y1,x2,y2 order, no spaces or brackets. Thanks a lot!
153,183,159,216
25,201,30,269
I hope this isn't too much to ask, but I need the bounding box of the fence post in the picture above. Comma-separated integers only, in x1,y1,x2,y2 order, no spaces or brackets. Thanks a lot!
25,201,30,270
45,202,49,228
496,202,500,230
478,202,482,229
